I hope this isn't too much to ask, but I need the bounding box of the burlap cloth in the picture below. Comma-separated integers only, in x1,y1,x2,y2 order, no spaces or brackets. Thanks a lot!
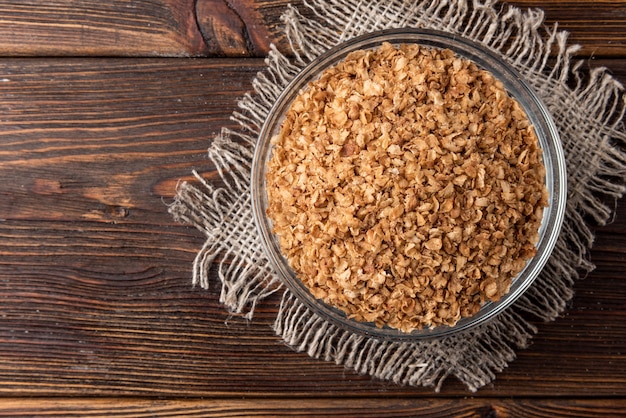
170,0,626,391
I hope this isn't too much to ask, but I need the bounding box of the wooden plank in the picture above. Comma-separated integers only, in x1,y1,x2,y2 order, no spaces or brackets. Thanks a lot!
0,58,251,224
0,58,625,397
0,397,626,417
0,1,622,57
509,1,626,57
195,0,272,57
0,0,209,56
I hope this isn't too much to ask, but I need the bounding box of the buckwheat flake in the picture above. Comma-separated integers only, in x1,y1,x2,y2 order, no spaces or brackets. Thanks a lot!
265,42,548,333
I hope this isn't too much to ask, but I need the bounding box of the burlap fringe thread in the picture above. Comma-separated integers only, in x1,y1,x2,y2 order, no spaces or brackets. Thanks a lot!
169,0,626,391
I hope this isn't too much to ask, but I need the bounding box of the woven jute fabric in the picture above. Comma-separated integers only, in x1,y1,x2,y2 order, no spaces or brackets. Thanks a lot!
169,0,626,391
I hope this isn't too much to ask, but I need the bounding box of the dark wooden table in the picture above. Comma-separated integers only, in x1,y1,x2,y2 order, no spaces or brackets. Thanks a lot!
0,1,625,416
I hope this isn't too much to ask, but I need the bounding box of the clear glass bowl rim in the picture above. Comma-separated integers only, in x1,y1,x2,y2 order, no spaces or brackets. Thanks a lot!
251,28,568,341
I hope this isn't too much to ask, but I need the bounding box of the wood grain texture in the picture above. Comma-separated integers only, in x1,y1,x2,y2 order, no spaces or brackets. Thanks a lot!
1,398,626,417
0,0,209,56
509,1,626,57
0,58,625,399
195,0,272,56
0,1,622,57
0,0,624,415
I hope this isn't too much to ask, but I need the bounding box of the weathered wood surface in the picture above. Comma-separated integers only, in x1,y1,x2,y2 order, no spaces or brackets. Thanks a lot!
2,398,626,417
0,58,625,401
0,0,625,416
0,1,622,57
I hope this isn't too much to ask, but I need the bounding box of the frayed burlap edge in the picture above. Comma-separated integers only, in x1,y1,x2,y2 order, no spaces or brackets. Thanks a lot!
169,0,626,391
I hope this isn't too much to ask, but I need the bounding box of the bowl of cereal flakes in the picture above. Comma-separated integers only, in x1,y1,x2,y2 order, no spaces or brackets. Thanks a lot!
251,28,567,340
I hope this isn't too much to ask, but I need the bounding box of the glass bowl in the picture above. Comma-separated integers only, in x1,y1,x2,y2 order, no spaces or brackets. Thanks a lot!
251,28,567,341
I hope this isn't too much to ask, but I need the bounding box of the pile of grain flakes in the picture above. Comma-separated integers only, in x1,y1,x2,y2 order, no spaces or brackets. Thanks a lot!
266,42,548,332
